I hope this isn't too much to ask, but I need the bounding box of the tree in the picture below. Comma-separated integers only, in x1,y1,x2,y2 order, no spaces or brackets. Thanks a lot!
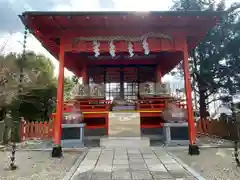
0,52,56,143
64,77,75,100
72,75,78,84
10,85,56,122
171,0,240,118
0,53,39,121
171,0,203,10
0,52,55,110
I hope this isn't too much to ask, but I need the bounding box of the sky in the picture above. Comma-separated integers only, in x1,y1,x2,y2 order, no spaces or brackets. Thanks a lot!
0,0,234,80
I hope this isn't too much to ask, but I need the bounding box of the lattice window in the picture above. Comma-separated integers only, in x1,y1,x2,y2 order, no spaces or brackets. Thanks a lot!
124,82,138,100
105,83,120,100
88,66,156,100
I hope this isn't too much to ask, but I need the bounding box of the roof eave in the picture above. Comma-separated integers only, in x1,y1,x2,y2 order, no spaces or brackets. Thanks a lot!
21,10,226,17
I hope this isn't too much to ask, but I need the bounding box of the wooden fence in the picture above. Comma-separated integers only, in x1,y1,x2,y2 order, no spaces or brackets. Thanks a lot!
20,120,53,141
19,118,238,141
196,119,237,140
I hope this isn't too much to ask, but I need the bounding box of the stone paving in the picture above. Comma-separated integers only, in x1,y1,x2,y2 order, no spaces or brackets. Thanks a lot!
71,147,200,180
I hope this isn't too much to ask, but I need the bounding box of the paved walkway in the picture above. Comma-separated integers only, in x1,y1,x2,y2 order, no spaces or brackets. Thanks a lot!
71,147,202,180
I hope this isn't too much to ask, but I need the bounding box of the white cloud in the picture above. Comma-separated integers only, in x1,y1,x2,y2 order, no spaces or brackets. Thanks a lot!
71,0,101,10
52,5,72,11
54,0,101,11
113,0,171,11
54,0,172,11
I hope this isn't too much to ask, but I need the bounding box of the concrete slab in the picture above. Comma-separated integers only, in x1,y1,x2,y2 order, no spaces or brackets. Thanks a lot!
108,112,141,137
100,137,150,148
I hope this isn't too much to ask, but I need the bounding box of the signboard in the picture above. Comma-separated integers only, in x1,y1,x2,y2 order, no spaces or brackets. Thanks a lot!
139,82,155,97
155,83,171,97
89,83,104,98
71,84,89,99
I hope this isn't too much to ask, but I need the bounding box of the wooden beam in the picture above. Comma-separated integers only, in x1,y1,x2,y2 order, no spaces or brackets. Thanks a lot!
41,26,212,38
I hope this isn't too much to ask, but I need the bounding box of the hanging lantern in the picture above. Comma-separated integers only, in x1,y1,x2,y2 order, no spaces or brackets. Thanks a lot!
109,40,116,57
93,40,100,57
142,38,150,55
128,41,134,57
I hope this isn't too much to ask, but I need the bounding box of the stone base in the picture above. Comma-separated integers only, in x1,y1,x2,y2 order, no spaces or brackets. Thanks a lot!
61,140,85,148
163,123,197,146
100,137,150,148
51,145,63,158
10,164,18,171
61,124,85,148
188,144,200,156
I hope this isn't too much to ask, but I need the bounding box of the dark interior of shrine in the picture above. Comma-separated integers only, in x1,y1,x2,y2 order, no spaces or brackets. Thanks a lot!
64,51,183,78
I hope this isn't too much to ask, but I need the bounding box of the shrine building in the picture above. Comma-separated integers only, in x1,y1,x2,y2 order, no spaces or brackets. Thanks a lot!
19,11,222,156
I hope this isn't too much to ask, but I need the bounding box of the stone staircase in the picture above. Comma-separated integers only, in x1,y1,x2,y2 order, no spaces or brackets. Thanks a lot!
100,112,150,147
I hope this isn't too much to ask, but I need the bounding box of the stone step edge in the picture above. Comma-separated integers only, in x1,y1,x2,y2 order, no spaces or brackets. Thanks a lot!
100,137,150,140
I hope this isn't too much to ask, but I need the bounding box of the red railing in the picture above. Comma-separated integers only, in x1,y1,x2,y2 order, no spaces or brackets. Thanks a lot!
63,99,111,112
20,120,53,141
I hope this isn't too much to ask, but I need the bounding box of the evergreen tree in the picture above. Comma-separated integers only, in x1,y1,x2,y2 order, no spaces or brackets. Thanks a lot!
172,0,240,118
0,52,56,143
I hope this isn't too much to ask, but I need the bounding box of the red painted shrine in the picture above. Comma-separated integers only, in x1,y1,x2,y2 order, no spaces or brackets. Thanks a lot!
19,11,222,153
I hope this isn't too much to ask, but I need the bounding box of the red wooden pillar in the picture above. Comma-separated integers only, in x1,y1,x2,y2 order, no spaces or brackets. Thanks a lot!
156,64,162,83
52,38,64,157
183,41,199,155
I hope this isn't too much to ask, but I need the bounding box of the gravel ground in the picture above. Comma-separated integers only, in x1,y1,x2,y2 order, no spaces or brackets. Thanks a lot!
1,136,237,179
169,147,240,180
0,150,82,180
11,139,53,150
197,135,234,147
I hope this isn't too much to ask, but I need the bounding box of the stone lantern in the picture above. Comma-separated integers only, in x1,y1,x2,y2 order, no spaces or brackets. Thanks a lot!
61,102,85,148
62,101,83,124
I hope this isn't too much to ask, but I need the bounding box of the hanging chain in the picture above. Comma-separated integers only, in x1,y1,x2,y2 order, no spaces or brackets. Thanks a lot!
19,27,28,92
234,140,240,166
227,94,240,167
10,27,28,170
232,99,240,167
